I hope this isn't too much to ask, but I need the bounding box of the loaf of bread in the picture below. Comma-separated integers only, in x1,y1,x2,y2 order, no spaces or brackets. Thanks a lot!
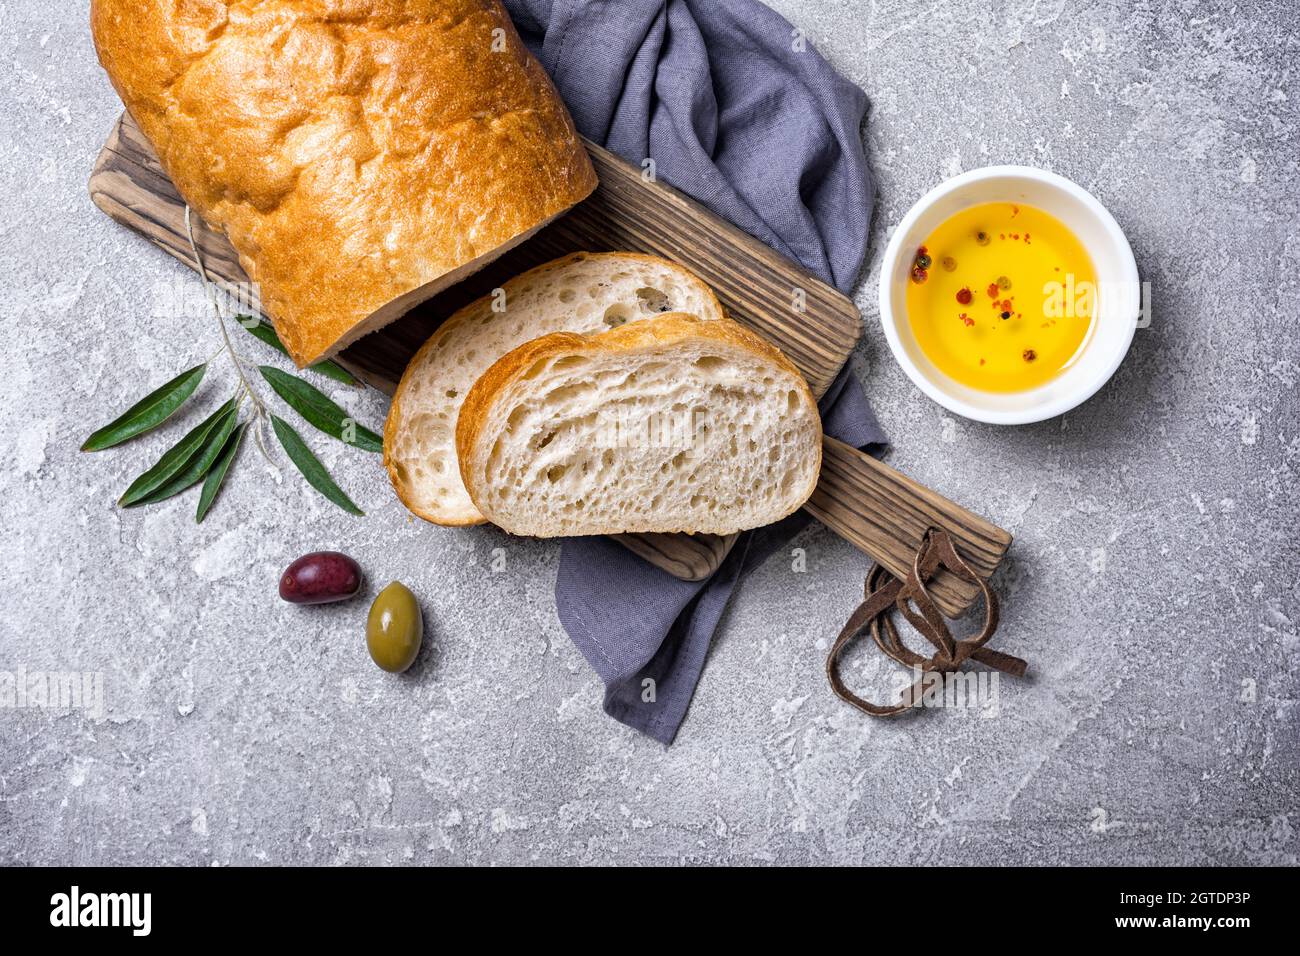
90,0,598,367
455,313,824,537
385,252,725,525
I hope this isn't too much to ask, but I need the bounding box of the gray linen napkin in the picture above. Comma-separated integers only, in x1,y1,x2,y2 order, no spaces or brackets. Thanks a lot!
503,0,887,743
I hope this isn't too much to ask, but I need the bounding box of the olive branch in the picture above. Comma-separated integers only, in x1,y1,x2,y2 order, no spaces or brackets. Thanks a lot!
80,207,379,520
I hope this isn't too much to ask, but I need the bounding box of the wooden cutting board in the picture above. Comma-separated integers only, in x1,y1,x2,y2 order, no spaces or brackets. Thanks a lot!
90,111,1010,616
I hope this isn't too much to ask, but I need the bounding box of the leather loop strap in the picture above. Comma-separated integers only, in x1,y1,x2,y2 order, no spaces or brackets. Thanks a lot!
826,529,1027,717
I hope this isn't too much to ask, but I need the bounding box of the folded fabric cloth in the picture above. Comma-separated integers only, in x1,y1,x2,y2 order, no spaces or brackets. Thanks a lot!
505,0,887,743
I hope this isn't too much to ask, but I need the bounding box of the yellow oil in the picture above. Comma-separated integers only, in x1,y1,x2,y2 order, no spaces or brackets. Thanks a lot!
904,202,1096,392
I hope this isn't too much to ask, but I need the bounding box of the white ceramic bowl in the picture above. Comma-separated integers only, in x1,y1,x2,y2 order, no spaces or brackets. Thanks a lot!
878,166,1139,425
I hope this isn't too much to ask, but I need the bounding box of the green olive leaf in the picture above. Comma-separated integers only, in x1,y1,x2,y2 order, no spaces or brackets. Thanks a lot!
132,404,241,506
237,315,289,356
237,315,358,386
314,363,357,387
259,366,382,453
118,397,238,507
81,363,207,451
270,414,364,516
196,422,246,523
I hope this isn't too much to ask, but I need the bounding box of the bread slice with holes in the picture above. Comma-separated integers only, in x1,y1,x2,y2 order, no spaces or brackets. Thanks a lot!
455,313,823,537
384,252,725,525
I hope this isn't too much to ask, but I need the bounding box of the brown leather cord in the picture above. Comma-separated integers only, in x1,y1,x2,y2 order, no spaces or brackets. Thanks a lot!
826,528,1028,717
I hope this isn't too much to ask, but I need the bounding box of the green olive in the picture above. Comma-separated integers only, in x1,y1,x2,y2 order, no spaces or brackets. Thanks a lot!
366,582,423,673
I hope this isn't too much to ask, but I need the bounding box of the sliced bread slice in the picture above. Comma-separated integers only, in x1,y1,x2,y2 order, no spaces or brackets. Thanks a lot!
384,252,725,525
455,313,823,537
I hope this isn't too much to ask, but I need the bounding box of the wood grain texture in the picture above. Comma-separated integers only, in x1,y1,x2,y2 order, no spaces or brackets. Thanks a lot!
90,113,1012,608
612,531,740,582
805,437,1012,617
89,111,859,581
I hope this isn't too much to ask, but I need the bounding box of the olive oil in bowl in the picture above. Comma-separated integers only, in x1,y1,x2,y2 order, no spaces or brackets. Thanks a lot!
904,202,1096,393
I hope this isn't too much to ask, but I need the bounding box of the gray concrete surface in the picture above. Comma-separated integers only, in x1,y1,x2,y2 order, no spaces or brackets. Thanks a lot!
1,0,1296,865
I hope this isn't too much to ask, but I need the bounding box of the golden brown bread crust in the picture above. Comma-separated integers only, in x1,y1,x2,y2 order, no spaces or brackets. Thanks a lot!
454,312,822,516
90,0,598,367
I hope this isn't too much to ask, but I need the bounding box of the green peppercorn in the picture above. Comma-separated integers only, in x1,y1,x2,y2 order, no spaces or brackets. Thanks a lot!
976,231,990,246
914,253,932,270
996,275,1012,290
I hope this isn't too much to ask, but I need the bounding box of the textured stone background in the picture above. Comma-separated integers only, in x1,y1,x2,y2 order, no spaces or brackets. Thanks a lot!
1,0,1296,865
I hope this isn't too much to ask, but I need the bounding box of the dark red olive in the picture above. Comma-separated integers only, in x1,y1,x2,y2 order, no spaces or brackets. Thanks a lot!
279,551,363,605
